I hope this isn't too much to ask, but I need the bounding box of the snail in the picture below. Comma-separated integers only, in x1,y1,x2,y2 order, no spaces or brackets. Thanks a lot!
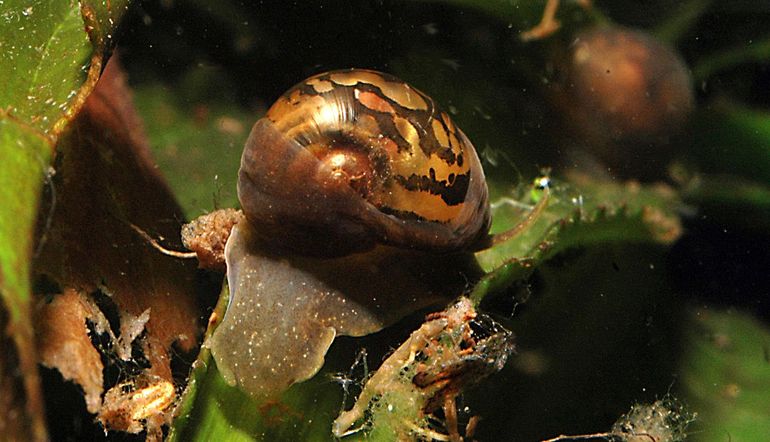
206,69,549,399
237,69,493,257
551,27,694,180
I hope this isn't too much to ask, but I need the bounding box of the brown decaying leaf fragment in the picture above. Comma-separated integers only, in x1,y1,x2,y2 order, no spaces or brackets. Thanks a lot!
35,289,107,414
181,208,244,272
33,56,205,435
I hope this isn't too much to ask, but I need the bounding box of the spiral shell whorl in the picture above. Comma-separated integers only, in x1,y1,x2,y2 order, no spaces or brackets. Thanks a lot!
238,69,490,256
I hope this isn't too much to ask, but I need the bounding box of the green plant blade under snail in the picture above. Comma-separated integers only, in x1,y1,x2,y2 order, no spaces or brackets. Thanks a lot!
0,1,127,439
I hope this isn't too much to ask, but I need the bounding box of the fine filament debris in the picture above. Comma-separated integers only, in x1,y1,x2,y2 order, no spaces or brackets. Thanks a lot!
334,348,370,420
490,197,534,210
488,184,551,247
541,397,694,442
129,223,197,259
98,377,176,434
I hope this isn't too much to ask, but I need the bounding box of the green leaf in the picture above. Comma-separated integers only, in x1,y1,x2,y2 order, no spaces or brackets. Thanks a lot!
170,176,684,440
681,309,770,441
688,102,770,183
0,118,50,338
0,1,90,134
134,85,249,216
0,0,128,439
0,118,50,440
171,347,341,442
467,243,685,440
682,175,770,234
80,0,130,48
472,177,682,303
692,36,770,82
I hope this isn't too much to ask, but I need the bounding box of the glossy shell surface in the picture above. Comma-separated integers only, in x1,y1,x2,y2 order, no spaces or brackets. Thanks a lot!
238,69,490,256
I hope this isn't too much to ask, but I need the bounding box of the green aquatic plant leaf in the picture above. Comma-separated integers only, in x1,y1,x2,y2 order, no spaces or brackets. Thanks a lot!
134,85,248,217
681,308,770,441
472,176,682,303
0,120,52,440
692,35,770,82
0,0,128,439
0,2,90,134
689,101,770,183
168,176,684,441
682,174,770,234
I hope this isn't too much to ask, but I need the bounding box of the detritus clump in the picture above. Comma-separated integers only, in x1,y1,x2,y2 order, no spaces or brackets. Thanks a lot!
333,297,515,441
542,396,695,442
611,397,695,442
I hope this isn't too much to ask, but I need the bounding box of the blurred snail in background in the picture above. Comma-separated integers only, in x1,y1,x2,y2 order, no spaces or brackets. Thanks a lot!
550,27,695,180
518,0,695,180
200,69,548,398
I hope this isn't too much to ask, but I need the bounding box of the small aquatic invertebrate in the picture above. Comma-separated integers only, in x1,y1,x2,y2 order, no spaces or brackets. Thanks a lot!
206,69,546,398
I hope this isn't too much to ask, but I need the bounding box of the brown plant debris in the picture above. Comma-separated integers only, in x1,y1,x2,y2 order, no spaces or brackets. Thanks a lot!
35,289,107,414
181,208,243,272
98,375,175,438
333,297,515,441
33,56,206,435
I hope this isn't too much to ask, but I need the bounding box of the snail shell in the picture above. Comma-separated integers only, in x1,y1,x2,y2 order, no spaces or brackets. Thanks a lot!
210,70,490,399
238,69,491,256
